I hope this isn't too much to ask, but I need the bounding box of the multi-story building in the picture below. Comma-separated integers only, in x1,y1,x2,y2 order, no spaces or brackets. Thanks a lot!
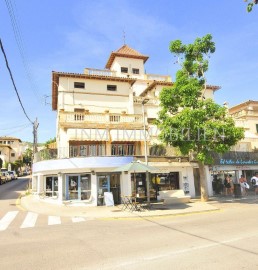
0,136,22,167
210,100,258,185
32,45,220,205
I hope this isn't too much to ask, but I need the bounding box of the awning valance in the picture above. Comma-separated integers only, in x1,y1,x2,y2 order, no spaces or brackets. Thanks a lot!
110,129,149,141
67,129,110,141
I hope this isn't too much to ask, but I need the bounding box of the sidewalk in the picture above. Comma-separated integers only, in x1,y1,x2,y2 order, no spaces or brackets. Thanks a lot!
19,194,220,219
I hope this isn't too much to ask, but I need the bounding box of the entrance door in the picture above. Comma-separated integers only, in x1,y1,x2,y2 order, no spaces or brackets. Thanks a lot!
110,174,120,204
97,175,110,205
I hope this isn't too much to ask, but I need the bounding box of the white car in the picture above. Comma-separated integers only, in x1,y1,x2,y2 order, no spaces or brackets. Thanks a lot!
2,172,12,182
8,171,18,180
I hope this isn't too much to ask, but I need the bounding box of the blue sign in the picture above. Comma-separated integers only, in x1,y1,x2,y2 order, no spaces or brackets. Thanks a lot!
219,159,258,165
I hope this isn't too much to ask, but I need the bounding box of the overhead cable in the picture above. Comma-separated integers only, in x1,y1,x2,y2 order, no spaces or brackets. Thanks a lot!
4,0,42,103
0,38,33,125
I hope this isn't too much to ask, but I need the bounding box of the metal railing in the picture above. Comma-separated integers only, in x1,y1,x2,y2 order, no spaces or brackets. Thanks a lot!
33,145,182,162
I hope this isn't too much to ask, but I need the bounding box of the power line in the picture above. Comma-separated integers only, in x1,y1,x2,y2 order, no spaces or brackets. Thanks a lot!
2,123,31,137
4,0,42,103
0,38,33,124
0,123,30,131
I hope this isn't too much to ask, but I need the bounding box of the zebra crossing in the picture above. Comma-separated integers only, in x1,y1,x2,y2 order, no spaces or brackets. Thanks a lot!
0,211,88,232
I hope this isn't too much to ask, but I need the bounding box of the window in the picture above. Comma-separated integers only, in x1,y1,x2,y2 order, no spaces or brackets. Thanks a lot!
11,153,15,157
111,143,135,156
81,174,91,200
132,68,139,74
74,82,85,89
0,141,2,144
70,144,106,157
121,67,128,73
46,176,58,197
256,124,258,133
107,85,117,91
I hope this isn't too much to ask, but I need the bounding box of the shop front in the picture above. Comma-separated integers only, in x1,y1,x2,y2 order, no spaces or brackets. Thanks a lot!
130,171,180,200
97,173,121,206
32,156,134,206
210,151,258,195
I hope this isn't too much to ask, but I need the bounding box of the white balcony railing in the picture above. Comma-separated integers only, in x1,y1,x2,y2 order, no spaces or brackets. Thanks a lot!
84,68,172,82
59,111,143,126
84,68,116,77
145,74,172,82
133,97,159,105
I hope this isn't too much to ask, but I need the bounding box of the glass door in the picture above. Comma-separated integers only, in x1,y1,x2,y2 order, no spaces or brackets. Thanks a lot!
97,175,110,205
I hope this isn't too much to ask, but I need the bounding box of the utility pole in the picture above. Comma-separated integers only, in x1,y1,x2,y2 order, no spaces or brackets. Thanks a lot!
33,118,39,159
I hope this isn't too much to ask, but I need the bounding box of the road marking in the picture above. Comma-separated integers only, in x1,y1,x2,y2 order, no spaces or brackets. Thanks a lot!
20,212,38,228
72,217,85,223
0,211,19,231
48,216,61,225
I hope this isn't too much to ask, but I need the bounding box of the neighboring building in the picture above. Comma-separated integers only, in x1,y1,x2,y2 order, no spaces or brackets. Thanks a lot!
0,136,22,167
32,45,220,205
211,100,258,186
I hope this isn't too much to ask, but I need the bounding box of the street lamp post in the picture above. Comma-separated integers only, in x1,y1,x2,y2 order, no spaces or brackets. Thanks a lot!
142,98,150,205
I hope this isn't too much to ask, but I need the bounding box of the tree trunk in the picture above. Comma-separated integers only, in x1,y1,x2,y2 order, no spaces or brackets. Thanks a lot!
198,161,209,202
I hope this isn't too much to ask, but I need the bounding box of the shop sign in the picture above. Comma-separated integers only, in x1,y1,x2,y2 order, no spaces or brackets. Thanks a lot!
219,159,258,165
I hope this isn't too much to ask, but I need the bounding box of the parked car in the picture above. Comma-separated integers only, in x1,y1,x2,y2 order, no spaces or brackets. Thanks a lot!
8,171,18,180
0,172,7,185
2,172,12,182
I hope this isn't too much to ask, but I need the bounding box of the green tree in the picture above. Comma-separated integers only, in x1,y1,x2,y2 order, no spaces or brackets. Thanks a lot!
44,137,56,148
244,0,257,12
157,34,244,201
23,148,33,166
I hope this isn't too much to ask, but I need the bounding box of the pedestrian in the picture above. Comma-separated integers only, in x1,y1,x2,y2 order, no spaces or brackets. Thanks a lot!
251,172,258,195
239,174,248,196
224,175,231,195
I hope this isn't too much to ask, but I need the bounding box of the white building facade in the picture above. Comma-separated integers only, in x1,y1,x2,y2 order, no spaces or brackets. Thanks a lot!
32,45,219,205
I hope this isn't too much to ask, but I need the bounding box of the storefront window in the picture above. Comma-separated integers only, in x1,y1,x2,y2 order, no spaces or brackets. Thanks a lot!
67,174,91,200
151,172,179,191
45,176,58,197
81,174,91,200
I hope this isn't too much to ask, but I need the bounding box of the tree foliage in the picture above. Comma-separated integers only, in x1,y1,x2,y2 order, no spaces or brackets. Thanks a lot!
157,34,245,200
244,0,257,12
158,34,244,164
23,148,33,165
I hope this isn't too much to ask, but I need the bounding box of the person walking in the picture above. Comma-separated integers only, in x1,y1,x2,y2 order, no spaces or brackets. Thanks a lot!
251,173,258,195
224,175,232,196
239,174,248,196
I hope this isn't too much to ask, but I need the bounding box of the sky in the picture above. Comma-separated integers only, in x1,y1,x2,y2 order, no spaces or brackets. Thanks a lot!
0,0,257,143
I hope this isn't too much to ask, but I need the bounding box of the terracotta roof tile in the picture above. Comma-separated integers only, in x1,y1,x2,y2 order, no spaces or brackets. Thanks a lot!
105,45,149,69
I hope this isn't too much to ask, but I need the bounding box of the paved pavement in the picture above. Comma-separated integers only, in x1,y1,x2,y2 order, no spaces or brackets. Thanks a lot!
18,192,258,220
18,194,221,219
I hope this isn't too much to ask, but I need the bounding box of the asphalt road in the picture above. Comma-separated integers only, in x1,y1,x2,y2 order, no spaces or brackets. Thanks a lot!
0,179,258,270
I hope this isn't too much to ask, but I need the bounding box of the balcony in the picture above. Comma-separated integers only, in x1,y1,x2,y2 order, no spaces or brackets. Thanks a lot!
84,68,117,77
133,97,159,105
59,111,143,129
84,68,171,82
145,74,172,82
33,145,183,162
